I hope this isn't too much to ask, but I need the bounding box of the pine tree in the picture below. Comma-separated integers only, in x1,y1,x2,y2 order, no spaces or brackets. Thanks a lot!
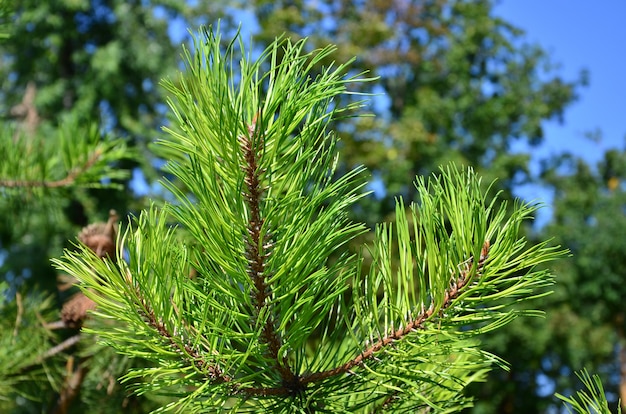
53,27,565,413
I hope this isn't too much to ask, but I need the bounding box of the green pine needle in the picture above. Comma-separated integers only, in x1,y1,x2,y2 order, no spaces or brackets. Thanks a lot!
556,369,620,414
52,26,567,413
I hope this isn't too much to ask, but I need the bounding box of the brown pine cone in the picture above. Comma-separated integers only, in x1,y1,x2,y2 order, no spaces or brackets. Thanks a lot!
59,210,120,327
61,293,97,329
77,210,118,260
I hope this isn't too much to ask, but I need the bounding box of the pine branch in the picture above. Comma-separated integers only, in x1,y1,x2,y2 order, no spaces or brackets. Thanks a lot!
0,292,65,388
0,117,132,192
6,212,122,381
12,292,23,340
135,294,230,383
50,361,87,414
40,335,82,361
9,81,40,137
556,369,619,414
52,28,563,413
232,241,491,398
302,241,490,386
0,148,102,188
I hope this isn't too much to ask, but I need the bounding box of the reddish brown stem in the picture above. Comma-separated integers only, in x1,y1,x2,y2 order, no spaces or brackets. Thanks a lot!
137,297,229,383
236,241,490,397
239,112,296,385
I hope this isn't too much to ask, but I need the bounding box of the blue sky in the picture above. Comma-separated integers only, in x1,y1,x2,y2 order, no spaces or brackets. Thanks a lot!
495,0,626,164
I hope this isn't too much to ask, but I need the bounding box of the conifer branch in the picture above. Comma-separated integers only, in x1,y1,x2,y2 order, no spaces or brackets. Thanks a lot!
51,361,87,414
10,81,40,137
135,292,230,383
235,241,491,397
51,29,564,412
12,292,23,340
39,335,82,361
239,112,297,386
301,241,491,386
0,148,102,188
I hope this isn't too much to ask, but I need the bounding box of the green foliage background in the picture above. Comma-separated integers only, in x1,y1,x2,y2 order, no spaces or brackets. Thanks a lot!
1,0,625,412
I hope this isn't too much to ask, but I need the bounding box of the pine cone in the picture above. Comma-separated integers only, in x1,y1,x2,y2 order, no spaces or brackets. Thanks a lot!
61,293,96,328
77,210,118,260
59,210,120,327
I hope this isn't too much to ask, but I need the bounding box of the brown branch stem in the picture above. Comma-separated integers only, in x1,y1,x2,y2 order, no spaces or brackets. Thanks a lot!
39,334,82,361
239,113,296,386
236,241,491,397
12,292,23,341
137,296,229,383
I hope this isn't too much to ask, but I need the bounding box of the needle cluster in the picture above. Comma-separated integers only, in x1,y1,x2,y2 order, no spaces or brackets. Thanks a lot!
54,26,564,413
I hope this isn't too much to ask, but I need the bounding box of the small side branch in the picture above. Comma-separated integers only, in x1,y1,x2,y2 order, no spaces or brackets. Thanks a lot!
137,297,230,383
12,292,23,341
301,241,491,386
10,81,40,137
0,149,103,188
39,334,82,361
234,242,491,397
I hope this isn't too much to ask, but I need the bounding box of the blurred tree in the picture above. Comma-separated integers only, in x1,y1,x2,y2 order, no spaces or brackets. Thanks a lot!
543,147,626,411
0,0,11,39
466,146,626,413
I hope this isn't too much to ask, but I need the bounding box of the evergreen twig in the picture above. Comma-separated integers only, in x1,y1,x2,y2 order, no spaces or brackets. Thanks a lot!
303,241,490,386
0,149,102,188
52,27,565,413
